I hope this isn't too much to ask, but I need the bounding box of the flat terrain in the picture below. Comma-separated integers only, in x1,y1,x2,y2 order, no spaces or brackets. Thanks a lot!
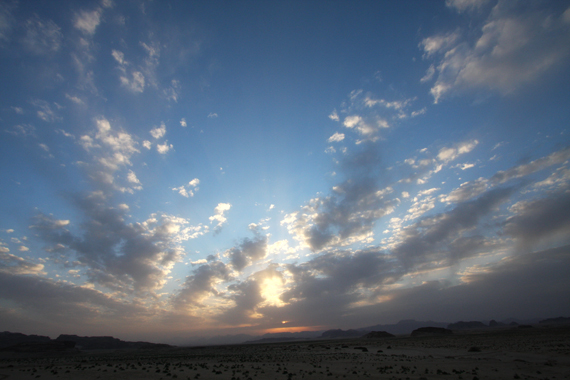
1,325,569,380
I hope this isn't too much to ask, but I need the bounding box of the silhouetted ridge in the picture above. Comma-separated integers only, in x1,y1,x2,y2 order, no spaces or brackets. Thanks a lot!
320,329,363,338
447,321,486,330
362,331,395,339
411,327,453,336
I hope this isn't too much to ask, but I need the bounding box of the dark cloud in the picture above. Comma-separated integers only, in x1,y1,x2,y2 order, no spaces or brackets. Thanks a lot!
491,147,570,184
504,190,570,248
173,260,232,309
31,195,184,294
0,271,148,331
226,235,267,271
285,143,396,251
393,186,516,270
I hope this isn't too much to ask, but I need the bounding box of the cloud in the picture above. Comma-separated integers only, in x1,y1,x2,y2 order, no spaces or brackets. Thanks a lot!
173,260,232,311
392,186,515,271
422,1,570,102
157,141,173,154
491,147,570,184
327,132,345,143
0,252,43,275
328,110,339,121
0,270,149,331
283,144,397,251
30,200,194,295
446,0,490,13
504,190,570,249
120,71,145,93
150,122,166,139
5,124,36,137
21,15,62,55
0,2,15,44
74,8,102,35
172,178,200,198
209,203,231,231
225,235,267,271
31,99,61,122
77,118,140,193
437,139,478,163
207,113,218,118
180,118,187,127
442,177,489,203
126,170,142,190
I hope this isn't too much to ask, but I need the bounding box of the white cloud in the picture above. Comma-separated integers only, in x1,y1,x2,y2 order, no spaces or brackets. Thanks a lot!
22,15,62,55
328,110,339,121
120,71,145,93
423,2,570,102
327,132,345,143
74,8,102,35
437,140,478,163
446,0,490,13
208,113,218,118
209,203,231,229
180,118,187,127
65,94,84,105
157,141,173,154
111,49,125,64
142,140,151,149
172,178,199,198
150,122,166,139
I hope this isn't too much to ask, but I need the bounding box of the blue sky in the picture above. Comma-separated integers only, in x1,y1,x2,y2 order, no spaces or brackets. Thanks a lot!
1,0,570,344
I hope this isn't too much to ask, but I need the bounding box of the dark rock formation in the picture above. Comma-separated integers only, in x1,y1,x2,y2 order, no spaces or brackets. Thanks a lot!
0,331,52,349
539,316,570,324
360,320,449,335
0,341,75,353
410,327,453,337
56,334,170,350
447,321,487,330
320,329,364,339
362,331,395,339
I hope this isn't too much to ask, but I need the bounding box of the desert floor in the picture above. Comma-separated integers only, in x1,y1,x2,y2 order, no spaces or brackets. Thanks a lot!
1,325,569,380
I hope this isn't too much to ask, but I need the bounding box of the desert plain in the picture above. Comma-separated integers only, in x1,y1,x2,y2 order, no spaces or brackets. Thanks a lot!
1,325,569,380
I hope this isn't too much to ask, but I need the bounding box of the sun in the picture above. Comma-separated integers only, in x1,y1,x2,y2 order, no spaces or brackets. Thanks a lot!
260,276,285,307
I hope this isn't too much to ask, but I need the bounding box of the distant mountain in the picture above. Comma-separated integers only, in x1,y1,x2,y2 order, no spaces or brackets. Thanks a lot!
359,320,450,335
411,327,453,337
539,316,570,324
0,331,52,349
0,331,170,352
362,331,395,339
447,321,487,330
321,329,364,339
56,334,170,350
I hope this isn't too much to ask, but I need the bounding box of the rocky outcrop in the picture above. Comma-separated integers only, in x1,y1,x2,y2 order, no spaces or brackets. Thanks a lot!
0,331,52,349
320,329,364,339
55,335,171,350
362,331,395,339
410,327,453,337
447,321,487,330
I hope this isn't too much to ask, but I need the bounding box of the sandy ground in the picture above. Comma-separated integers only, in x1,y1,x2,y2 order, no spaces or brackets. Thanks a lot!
1,325,569,380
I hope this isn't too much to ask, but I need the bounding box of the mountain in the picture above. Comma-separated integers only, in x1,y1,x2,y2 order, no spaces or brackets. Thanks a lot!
359,320,450,335
0,332,170,352
0,331,52,349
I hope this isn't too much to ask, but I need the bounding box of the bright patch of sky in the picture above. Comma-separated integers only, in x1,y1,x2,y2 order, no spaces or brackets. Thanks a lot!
1,0,570,344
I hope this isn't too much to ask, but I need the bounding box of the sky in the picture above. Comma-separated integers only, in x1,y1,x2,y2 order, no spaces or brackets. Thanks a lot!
1,0,570,345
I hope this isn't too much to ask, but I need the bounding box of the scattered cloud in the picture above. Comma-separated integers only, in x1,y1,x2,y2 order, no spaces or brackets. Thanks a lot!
172,178,200,198
422,1,570,102
209,203,231,232
150,122,166,139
